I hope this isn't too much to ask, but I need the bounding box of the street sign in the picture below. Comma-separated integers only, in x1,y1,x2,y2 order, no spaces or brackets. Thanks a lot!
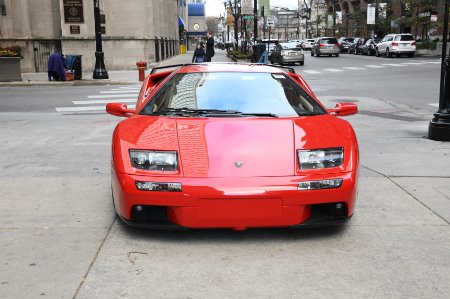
243,15,254,20
267,17,275,27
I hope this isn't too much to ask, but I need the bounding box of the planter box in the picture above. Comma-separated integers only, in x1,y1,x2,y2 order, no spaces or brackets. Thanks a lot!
0,57,22,82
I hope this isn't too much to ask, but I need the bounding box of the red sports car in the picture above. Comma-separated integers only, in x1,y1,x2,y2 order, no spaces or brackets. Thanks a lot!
106,63,359,230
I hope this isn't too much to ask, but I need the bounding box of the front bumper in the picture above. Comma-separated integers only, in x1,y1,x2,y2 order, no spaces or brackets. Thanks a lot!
112,169,357,230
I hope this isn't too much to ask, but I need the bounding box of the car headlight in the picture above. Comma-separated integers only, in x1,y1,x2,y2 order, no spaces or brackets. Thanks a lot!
297,148,344,170
130,150,178,171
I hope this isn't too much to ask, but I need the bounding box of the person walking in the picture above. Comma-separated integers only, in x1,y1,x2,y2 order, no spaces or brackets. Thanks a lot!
205,32,215,62
192,42,206,63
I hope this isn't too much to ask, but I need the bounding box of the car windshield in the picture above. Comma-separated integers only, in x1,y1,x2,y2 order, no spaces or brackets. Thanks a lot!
395,35,414,41
140,72,326,118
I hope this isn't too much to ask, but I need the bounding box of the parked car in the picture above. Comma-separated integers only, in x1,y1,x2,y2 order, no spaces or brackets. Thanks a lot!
349,38,365,54
360,38,379,56
338,37,355,53
376,33,416,58
270,42,305,66
311,37,340,57
302,39,315,50
106,63,359,230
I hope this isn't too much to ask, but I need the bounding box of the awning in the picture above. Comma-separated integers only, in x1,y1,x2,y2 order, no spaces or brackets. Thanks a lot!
178,16,185,28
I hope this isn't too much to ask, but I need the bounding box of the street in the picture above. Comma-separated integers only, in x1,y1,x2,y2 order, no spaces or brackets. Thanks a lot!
1,51,450,298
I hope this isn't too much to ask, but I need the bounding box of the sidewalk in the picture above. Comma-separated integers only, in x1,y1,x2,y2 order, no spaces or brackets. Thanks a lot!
0,49,231,87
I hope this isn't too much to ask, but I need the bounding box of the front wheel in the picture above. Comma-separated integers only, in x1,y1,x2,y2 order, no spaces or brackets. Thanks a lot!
299,61,304,66
311,51,314,57
386,48,392,58
335,53,339,57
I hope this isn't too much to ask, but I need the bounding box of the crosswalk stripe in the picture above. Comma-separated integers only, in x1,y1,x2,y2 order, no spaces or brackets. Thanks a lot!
365,65,385,68
109,88,141,91
56,104,136,113
324,68,344,72
342,67,365,70
303,70,321,74
100,90,140,94
88,94,137,98
382,64,406,67
73,99,136,105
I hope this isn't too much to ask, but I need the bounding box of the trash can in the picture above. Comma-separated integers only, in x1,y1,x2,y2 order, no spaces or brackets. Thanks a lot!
66,54,82,80
251,44,266,63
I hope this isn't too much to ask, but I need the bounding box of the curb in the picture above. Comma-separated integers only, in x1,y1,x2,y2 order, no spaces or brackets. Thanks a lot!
0,80,137,87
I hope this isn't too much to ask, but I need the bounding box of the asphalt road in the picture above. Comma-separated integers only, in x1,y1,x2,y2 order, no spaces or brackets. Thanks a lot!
1,54,449,298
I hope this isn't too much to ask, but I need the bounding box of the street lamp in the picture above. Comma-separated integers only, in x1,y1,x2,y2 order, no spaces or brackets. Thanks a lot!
92,0,108,79
428,0,450,141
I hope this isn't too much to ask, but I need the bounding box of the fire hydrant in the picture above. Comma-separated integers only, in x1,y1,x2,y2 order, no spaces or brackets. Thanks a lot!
136,61,147,81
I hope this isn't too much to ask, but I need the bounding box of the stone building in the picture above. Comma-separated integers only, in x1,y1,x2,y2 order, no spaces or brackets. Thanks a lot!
0,0,180,73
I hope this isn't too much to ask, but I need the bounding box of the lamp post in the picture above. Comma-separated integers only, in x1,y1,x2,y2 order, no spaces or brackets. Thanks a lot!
92,0,108,79
428,0,450,141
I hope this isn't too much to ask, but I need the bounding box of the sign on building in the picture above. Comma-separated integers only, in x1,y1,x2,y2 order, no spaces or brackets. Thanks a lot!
367,4,376,25
63,0,84,23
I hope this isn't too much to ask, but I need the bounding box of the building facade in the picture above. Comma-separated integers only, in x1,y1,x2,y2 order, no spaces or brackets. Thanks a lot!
0,0,180,73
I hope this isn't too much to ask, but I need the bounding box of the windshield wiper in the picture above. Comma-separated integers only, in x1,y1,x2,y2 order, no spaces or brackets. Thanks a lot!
154,108,278,118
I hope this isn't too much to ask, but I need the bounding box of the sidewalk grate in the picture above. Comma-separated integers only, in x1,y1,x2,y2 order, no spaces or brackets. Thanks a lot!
358,110,428,122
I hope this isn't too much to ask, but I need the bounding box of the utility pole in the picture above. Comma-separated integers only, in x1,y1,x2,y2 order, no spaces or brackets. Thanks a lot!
253,0,257,42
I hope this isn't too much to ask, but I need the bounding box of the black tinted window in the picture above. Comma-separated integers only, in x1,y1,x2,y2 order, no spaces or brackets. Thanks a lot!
322,38,338,44
396,35,414,41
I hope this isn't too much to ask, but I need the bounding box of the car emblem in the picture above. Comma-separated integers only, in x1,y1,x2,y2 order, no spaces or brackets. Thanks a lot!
234,162,244,168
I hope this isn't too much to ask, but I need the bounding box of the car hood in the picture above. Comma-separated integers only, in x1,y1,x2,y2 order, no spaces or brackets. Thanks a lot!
114,115,355,177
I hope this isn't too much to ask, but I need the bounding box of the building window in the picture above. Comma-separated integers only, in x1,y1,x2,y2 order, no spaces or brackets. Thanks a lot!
0,0,6,16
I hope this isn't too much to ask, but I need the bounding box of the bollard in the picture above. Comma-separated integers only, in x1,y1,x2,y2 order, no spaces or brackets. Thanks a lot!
136,61,148,81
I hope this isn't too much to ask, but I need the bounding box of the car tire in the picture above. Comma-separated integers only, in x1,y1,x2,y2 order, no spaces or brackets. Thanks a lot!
311,51,314,57
299,61,304,66
386,48,392,58
376,48,381,57
335,53,339,57
408,53,415,58
329,54,332,57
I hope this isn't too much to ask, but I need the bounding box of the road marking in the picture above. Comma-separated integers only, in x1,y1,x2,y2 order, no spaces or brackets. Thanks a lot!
429,103,439,107
402,62,423,65
365,65,385,68
73,99,136,105
100,90,140,94
382,64,406,67
88,94,137,98
324,68,344,72
423,61,441,64
342,67,365,70
56,104,136,113
303,70,321,74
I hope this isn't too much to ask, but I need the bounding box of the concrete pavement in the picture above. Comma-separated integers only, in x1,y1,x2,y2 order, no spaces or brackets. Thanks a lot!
1,48,450,298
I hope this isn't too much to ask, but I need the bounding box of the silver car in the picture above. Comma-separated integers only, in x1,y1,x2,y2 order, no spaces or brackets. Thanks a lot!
270,42,305,66
376,34,416,58
302,39,315,50
311,37,340,57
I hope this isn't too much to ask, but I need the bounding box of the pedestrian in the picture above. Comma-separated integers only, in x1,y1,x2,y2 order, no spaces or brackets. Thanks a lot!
192,42,206,63
205,32,215,62
47,53,67,81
